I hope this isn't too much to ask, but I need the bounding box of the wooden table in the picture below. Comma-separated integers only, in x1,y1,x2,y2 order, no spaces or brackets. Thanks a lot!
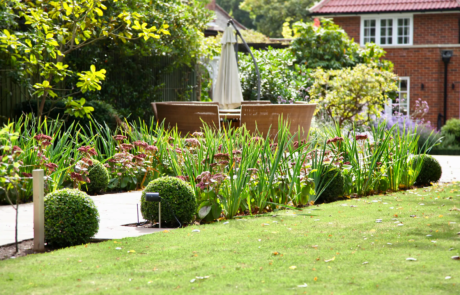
219,111,241,129
219,109,241,114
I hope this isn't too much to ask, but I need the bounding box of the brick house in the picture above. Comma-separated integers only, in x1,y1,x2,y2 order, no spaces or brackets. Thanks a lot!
310,0,460,127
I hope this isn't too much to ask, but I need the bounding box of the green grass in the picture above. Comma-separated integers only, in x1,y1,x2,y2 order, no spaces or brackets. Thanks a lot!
1,183,460,295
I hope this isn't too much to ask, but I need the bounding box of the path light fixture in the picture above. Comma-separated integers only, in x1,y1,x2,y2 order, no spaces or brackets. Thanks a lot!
145,192,183,228
145,192,161,228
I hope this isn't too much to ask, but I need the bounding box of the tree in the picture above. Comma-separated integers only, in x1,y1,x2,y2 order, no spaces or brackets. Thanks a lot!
0,124,24,253
240,0,316,37
291,19,393,70
61,0,216,121
0,0,173,117
309,64,398,127
216,0,256,30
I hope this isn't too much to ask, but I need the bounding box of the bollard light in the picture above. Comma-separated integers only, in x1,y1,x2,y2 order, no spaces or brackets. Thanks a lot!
145,192,161,228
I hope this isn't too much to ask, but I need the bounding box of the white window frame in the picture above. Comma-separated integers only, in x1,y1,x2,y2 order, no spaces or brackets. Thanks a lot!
386,77,410,117
360,14,414,46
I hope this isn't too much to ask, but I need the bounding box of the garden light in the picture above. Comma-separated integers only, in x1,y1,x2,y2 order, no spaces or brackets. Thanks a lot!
145,192,161,228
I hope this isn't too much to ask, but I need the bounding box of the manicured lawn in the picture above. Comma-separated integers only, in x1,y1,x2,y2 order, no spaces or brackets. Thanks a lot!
1,183,459,295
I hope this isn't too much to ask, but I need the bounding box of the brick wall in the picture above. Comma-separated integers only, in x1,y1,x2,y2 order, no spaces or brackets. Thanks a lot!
414,13,460,45
332,14,460,45
385,47,460,125
330,14,460,124
332,16,360,43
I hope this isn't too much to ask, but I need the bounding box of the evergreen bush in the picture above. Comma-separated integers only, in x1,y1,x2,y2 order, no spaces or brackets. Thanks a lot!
44,189,99,247
317,168,344,203
141,177,196,226
414,155,442,185
84,159,109,194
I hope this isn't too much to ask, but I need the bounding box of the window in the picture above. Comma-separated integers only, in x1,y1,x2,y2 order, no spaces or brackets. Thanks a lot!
380,19,393,45
361,15,413,46
386,77,410,116
397,18,410,44
363,19,376,44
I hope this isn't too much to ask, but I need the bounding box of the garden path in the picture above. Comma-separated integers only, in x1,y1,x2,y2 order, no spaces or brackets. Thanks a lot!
433,155,460,183
0,155,458,246
0,191,169,246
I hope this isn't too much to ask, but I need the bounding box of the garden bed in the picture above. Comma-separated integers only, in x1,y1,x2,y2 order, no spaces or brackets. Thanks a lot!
1,116,442,224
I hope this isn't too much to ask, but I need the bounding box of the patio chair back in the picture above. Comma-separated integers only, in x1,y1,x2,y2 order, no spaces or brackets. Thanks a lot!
151,101,219,119
155,103,220,135
240,103,316,140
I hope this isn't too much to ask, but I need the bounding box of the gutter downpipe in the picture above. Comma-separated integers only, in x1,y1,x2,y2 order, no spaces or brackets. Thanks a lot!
441,50,453,127
227,19,261,101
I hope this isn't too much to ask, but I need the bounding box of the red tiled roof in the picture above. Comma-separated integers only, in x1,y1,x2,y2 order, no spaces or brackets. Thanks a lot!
310,0,460,15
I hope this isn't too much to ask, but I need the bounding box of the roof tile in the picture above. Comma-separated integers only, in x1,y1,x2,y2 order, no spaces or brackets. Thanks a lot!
310,0,460,14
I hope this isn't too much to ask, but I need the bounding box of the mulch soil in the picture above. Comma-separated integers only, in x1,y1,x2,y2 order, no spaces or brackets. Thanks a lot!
0,239,105,261
0,239,55,261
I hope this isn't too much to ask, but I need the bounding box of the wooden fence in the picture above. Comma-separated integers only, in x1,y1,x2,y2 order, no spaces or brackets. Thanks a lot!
0,72,33,121
0,54,197,120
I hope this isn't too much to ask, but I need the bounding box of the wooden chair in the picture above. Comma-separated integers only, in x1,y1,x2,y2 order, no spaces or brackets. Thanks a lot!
155,103,220,135
240,103,316,140
151,101,219,119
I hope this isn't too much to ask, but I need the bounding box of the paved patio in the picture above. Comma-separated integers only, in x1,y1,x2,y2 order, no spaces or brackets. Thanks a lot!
0,191,167,246
0,155,458,246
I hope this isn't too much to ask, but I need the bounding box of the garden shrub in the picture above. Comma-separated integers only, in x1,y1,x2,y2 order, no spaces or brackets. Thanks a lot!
441,118,460,143
44,189,99,247
291,18,392,71
141,177,196,226
377,177,390,193
414,155,442,185
84,159,109,194
317,168,344,203
238,47,312,103
15,100,120,130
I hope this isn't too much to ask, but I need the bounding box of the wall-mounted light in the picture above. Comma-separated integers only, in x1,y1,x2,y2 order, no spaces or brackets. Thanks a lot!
452,83,455,90
421,83,425,90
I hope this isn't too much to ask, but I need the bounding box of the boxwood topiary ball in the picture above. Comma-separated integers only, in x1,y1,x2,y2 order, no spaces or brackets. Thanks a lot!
414,155,442,185
84,159,109,194
316,168,344,203
141,177,196,226
44,189,99,247
378,177,390,193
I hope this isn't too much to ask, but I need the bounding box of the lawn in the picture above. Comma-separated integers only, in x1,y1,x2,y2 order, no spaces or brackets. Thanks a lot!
1,183,459,295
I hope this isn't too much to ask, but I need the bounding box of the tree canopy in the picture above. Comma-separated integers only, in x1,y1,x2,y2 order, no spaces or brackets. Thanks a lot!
240,0,316,37
0,0,213,117
216,0,255,30
291,19,393,71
